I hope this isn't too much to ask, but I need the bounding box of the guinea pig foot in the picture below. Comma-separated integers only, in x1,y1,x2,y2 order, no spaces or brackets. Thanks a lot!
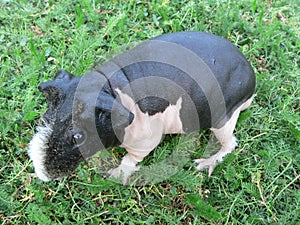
30,173,38,178
194,150,231,177
194,158,216,177
108,164,140,185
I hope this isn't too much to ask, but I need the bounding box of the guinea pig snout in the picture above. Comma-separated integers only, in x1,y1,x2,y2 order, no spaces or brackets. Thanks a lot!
38,81,54,92
38,83,44,92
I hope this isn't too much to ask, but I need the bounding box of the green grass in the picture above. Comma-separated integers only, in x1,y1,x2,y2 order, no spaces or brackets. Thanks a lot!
0,0,299,224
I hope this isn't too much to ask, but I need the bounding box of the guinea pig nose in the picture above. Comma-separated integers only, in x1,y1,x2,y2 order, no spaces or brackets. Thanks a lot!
38,81,52,92
38,83,45,91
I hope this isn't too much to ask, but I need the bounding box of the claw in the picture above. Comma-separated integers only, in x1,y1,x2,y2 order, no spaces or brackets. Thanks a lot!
208,165,216,177
194,158,217,176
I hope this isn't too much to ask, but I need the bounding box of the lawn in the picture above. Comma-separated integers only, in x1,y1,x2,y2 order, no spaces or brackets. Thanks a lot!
0,0,299,224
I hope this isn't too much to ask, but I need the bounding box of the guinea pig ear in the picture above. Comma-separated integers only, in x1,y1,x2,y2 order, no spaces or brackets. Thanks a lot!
54,70,75,81
96,94,134,129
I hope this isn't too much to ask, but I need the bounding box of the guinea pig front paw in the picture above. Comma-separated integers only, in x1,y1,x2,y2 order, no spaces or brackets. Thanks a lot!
108,164,140,185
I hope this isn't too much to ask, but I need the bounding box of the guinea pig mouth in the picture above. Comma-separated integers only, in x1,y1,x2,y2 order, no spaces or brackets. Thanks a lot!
28,122,53,181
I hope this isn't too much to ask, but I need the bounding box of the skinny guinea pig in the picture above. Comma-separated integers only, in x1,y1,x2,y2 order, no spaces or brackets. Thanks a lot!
28,31,255,183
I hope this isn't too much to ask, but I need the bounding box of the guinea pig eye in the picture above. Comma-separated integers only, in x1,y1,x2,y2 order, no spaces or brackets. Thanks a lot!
73,132,86,146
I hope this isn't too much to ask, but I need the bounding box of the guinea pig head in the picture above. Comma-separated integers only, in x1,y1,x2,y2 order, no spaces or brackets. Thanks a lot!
28,70,84,181
28,70,134,181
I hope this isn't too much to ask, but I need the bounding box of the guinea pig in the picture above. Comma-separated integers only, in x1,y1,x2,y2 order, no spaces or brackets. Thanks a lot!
28,31,255,183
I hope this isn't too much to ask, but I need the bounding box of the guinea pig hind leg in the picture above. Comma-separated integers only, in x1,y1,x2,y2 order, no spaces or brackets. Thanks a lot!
194,102,246,177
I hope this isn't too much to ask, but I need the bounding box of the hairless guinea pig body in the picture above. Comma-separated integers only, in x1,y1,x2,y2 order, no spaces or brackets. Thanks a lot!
28,31,255,183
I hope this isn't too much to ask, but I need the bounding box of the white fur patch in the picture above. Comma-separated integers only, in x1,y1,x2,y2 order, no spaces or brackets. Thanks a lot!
28,122,52,181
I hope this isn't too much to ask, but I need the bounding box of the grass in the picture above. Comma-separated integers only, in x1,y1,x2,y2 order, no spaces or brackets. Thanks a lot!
0,0,299,224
